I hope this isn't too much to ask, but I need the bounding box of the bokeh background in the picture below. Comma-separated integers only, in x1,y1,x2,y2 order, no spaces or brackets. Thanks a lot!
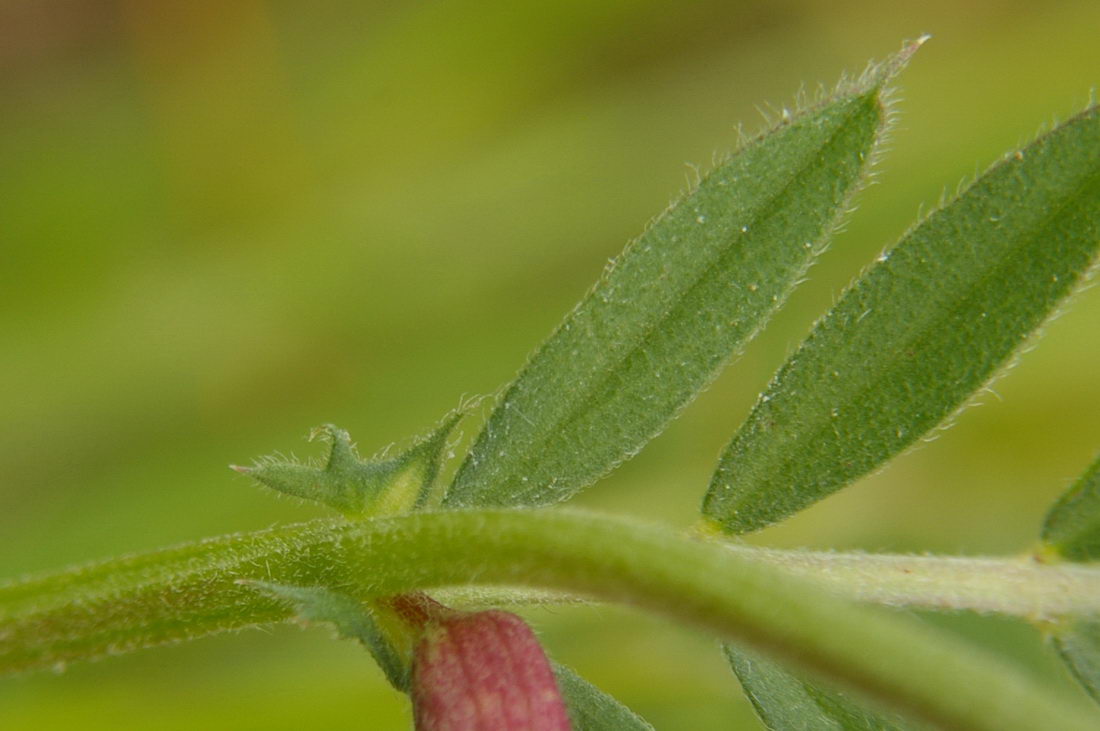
2,1,1099,728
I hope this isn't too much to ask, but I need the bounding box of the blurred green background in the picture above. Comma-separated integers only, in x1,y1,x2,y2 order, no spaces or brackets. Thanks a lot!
2,1,1099,728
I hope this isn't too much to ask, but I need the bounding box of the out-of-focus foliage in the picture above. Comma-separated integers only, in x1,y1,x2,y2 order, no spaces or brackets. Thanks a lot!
2,1,1099,728
725,644,918,730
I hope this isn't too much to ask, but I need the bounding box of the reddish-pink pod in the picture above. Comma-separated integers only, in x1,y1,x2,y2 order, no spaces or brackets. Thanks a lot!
410,609,571,731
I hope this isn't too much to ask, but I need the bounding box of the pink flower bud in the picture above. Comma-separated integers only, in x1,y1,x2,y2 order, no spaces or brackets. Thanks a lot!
410,609,571,731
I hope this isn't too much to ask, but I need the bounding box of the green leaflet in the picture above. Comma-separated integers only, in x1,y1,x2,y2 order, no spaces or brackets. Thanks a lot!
725,645,921,731
443,43,916,508
1042,453,1100,702
553,663,655,731
1043,452,1100,561
236,414,459,518
703,105,1100,534
1052,618,1100,704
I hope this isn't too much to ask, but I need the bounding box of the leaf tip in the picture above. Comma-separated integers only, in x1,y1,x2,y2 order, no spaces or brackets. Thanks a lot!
888,33,931,74
854,35,930,95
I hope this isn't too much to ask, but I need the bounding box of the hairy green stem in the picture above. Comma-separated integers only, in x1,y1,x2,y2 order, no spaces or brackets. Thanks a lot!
1,510,1096,730
722,544,1100,620
440,548,1100,621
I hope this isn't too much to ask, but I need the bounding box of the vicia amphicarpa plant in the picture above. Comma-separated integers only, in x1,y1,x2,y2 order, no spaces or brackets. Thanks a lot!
3,38,1100,730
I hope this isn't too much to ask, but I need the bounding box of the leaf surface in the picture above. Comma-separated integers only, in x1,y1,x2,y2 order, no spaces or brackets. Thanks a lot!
1052,618,1100,703
1041,453,1100,702
1043,453,1100,562
725,645,921,731
443,46,917,508
552,663,655,731
703,105,1100,534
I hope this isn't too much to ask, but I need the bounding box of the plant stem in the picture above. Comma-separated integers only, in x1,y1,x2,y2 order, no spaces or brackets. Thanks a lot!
1,510,1097,731
720,544,1100,620
440,547,1100,621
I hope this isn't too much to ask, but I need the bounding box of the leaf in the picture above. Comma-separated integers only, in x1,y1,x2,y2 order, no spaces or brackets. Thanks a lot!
1041,453,1100,702
443,40,920,509
702,104,1100,534
235,414,459,518
1042,452,1100,562
552,662,655,731
249,581,411,692
1052,618,1100,704
725,645,921,731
